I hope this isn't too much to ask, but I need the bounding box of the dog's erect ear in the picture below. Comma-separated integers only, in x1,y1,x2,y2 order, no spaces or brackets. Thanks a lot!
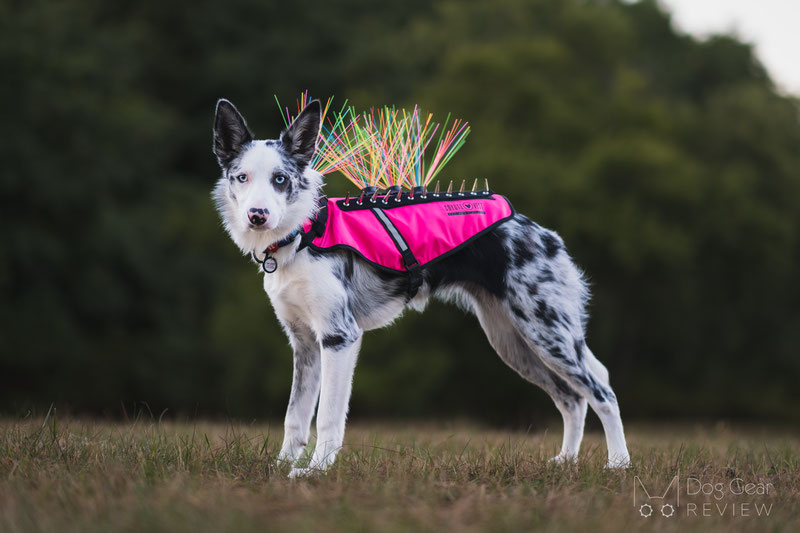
281,99,321,167
213,99,253,168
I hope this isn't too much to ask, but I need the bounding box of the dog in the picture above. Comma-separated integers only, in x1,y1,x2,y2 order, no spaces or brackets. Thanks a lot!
212,98,631,476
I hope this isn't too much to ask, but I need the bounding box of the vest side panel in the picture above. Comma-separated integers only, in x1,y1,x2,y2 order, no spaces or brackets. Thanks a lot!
383,195,513,266
310,201,405,271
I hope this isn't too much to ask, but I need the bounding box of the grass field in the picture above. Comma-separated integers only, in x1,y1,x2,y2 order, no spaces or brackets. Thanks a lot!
1,414,797,532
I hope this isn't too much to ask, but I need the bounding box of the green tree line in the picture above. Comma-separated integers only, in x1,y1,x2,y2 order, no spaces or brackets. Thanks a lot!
1,0,798,422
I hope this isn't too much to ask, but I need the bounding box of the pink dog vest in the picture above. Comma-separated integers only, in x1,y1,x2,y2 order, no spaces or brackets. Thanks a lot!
300,192,515,282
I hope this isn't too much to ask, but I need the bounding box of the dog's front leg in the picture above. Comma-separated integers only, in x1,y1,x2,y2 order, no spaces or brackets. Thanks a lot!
278,322,321,465
290,314,362,477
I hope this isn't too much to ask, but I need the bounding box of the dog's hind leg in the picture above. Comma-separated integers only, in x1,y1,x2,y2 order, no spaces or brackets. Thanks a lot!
576,345,630,466
502,227,630,467
469,292,588,462
505,296,630,467
278,321,321,465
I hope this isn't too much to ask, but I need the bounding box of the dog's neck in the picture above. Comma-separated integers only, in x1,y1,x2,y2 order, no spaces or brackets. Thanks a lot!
265,228,301,253
251,226,303,268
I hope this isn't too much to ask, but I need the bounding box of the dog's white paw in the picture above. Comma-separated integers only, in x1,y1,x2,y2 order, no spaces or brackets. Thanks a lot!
288,466,325,478
548,452,577,465
277,450,299,465
278,436,307,464
288,467,309,478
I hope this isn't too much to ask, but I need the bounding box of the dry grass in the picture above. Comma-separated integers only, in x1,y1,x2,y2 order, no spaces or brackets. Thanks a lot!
0,414,797,532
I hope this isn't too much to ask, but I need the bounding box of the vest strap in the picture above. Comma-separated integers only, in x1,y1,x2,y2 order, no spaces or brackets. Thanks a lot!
371,208,422,300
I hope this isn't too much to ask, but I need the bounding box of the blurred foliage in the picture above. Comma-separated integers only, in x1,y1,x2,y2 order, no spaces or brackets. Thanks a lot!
1,0,799,422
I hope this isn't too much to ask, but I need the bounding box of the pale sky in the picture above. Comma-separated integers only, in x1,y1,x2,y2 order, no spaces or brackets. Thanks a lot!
656,0,800,95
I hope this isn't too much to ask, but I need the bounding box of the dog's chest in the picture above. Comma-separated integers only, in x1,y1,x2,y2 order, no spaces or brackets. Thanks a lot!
262,251,409,333
262,257,323,320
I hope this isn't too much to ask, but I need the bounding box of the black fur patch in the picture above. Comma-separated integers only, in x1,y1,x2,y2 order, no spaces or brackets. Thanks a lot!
591,387,606,402
271,149,305,200
285,176,295,199
321,334,347,349
371,266,410,300
509,304,527,321
541,231,561,258
425,226,509,297
512,236,535,268
537,268,556,284
526,281,538,296
548,370,581,403
570,372,609,402
517,215,539,229
334,253,356,290
574,338,584,361
550,346,565,359
277,150,302,175
534,300,559,328
319,305,361,351
343,254,355,280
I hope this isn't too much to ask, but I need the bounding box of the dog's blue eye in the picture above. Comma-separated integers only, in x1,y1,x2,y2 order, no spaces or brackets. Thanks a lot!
236,174,247,183
274,174,286,185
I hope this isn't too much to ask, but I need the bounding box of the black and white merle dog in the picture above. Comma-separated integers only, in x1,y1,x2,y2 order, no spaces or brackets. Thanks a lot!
212,99,630,476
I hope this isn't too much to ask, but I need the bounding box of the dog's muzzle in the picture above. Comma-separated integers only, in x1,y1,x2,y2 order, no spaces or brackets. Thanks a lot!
248,207,269,227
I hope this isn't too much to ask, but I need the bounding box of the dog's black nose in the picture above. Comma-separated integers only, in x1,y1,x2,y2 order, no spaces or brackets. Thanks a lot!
248,208,269,226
